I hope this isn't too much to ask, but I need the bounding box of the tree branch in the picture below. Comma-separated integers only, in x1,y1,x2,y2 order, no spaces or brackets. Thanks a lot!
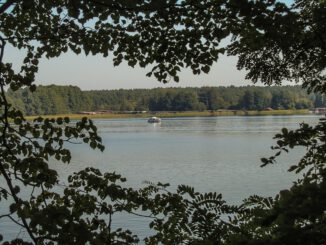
0,35,39,244
0,186,12,197
0,214,25,228
0,0,16,14
88,0,205,12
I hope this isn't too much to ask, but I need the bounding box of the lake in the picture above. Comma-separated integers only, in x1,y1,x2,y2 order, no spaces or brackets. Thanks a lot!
0,115,320,241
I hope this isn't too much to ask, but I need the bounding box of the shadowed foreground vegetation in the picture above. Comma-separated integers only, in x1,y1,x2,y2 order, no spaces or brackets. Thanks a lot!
1,0,326,244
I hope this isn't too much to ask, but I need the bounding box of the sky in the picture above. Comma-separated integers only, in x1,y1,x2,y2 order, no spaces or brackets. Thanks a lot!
5,0,294,91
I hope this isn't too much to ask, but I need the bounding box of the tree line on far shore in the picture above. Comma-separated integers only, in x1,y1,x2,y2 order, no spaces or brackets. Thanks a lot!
6,85,326,115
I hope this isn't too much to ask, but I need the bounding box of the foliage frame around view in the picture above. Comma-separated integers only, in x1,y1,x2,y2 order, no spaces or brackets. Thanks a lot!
0,0,325,244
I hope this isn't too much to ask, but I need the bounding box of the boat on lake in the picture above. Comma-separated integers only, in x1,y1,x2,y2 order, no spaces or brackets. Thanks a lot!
148,116,161,123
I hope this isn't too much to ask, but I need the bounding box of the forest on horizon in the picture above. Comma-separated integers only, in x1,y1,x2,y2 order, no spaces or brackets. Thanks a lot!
6,85,326,116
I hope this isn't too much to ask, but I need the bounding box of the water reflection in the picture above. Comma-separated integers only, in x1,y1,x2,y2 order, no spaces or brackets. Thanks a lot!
0,115,320,241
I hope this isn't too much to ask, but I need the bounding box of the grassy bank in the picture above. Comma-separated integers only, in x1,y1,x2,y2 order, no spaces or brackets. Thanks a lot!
151,109,310,118
25,109,311,120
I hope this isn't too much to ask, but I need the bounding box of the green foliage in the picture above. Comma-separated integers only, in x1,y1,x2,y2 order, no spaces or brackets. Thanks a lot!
7,85,315,115
0,0,326,244
7,85,92,115
244,120,326,245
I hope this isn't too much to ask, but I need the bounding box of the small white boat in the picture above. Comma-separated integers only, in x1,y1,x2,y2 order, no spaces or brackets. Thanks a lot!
148,116,161,123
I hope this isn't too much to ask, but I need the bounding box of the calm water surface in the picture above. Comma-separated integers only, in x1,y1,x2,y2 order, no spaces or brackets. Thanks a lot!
0,115,320,241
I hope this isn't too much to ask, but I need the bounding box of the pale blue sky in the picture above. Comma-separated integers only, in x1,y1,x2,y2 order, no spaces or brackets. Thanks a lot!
5,0,294,91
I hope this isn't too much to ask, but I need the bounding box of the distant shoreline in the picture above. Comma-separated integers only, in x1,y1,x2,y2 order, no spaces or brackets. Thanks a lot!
25,109,312,120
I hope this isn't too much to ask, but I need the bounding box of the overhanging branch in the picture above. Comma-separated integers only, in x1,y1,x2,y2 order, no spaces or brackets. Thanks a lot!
0,0,17,14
